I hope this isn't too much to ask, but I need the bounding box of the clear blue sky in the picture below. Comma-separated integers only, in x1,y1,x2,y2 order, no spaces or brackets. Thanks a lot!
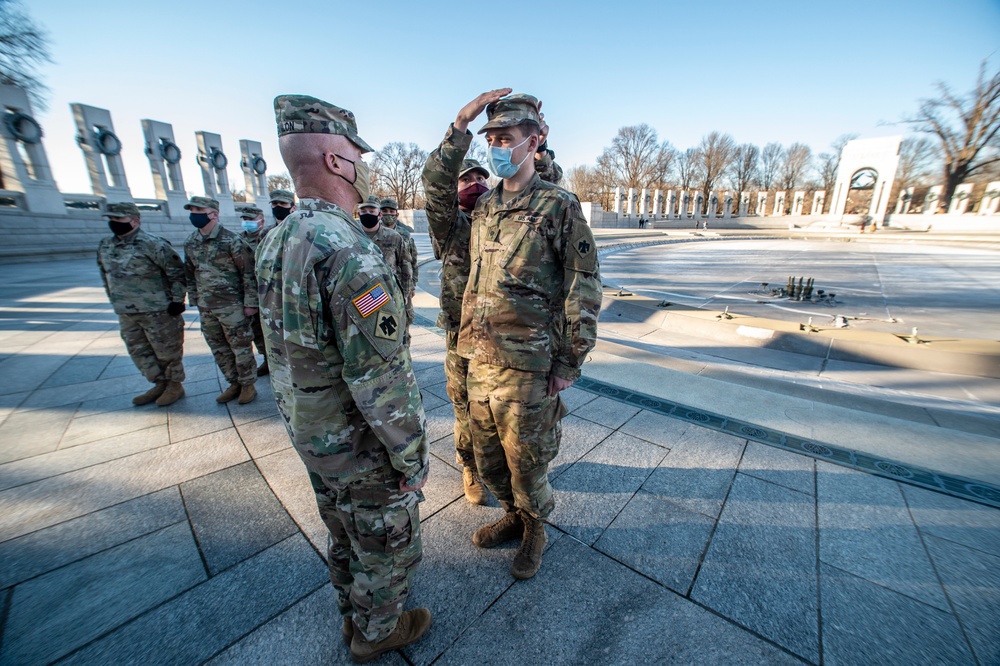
29,0,1000,198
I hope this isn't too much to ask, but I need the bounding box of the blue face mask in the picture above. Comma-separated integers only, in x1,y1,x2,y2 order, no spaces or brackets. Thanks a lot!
241,220,260,233
189,212,211,228
486,135,533,179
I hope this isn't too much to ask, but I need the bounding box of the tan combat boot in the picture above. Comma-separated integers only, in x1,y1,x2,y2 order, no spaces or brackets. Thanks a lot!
257,359,270,376
463,466,488,505
238,383,257,404
132,380,167,406
350,608,432,663
155,381,185,407
216,383,241,403
342,616,354,646
511,512,547,580
472,511,523,548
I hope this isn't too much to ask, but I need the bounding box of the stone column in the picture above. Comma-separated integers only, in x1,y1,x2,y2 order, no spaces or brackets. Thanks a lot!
757,192,768,216
738,194,749,217
666,190,676,218
680,191,691,218
923,186,942,215
722,192,733,219
71,103,132,201
948,183,975,214
639,187,648,219
239,139,269,210
694,192,705,220
141,119,187,218
706,192,717,218
813,191,825,215
652,189,663,219
195,131,235,218
979,182,1000,215
626,187,636,217
792,191,805,215
613,187,623,217
773,191,786,216
0,85,65,214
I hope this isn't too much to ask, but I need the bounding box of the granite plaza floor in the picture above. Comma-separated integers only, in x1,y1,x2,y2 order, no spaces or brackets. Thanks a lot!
0,247,998,665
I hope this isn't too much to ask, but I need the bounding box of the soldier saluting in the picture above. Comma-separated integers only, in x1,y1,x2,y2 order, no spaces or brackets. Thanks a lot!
97,202,187,407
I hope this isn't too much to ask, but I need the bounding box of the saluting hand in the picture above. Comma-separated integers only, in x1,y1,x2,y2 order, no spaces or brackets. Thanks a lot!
454,88,513,133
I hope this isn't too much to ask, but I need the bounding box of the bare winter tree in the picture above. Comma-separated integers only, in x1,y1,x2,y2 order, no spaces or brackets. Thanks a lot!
727,143,759,200
903,60,1000,208
596,124,676,190
564,165,606,207
371,142,429,209
895,136,938,190
694,132,737,205
778,142,813,191
266,172,293,193
0,0,50,108
676,148,702,191
759,142,783,191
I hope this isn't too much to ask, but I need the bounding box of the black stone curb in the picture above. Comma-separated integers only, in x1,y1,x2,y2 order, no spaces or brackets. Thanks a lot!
575,376,1000,510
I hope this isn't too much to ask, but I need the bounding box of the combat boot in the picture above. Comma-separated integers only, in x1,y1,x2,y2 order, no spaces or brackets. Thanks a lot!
462,466,488,505
350,608,431,663
472,510,522,548
216,383,241,403
257,359,269,376
155,381,185,407
510,512,547,580
342,616,354,646
238,383,257,404
132,380,167,406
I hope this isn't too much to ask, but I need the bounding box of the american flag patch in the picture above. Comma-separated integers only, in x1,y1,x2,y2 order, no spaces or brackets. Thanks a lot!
352,283,390,318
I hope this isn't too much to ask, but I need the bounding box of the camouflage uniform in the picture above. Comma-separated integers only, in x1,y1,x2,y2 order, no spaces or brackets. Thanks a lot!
459,121,602,519
98,227,187,384
363,224,413,323
422,123,566,471
241,217,274,356
259,94,427,645
380,199,417,326
184,222,258,386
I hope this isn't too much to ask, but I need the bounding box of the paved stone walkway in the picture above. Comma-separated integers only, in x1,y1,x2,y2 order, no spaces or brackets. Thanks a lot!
1,258,998,665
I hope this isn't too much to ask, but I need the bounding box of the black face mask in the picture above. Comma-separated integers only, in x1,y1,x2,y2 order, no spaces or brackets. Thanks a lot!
359,213,380,229
189,212,211,228
108,220,134,236
272,206,291,221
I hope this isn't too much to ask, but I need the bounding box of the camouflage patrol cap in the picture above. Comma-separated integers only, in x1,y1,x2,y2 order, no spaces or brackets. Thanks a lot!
183,196,220,211
359,195,381,211
238,205,263,218
478,93,541,134
379,197,399,210
459,159,489,180
102,202,141,218
274,95,374,153
268,189,295,204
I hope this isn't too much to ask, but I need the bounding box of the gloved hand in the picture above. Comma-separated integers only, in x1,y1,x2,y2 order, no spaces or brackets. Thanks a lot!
167,302,186,317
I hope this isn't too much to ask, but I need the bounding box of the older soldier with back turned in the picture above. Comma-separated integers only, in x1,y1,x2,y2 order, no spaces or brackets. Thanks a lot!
421,88,566,507
457,92,602,580
98,202,187,407
255,95,430,662
183,196,259,405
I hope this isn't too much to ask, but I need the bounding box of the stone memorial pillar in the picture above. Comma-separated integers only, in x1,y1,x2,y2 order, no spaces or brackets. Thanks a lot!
239,139,269,210
694,192,705,219
626,187,636,218
666,190,676,218
706,192,717,218
639,188,649,219
613,186,623,217
773,191,786,216
652,189,663,219
0,85,65,214
195,131,236,218
757,192,768,216
141,119,187,218
979,182,1000,215
722,193,733,219
948,183,975,215
813,191,825,215
680,191,690,218
71,103,132,201
923,186,942,215
738,194,749,217
792,191,805,215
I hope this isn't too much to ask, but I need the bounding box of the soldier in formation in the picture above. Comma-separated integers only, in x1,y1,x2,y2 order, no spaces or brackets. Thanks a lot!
422,89,566,507
98,202,187,407
268,188,296,224
256,95,431,662
357,195,413,340
378,197,417,327
183,196,259,405
238,204,272,376
454,91,603,580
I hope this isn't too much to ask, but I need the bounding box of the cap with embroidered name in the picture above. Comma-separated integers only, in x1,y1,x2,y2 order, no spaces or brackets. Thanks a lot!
274,94,373,153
